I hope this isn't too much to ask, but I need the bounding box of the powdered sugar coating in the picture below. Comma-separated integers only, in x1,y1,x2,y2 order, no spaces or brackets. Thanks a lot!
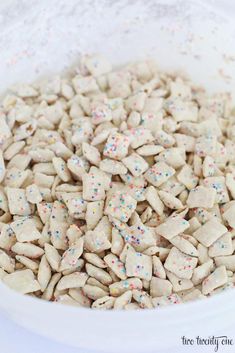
0,54,235,309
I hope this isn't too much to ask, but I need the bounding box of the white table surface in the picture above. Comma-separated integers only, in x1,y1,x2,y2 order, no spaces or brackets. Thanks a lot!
0,312,94,353
1,311,234,353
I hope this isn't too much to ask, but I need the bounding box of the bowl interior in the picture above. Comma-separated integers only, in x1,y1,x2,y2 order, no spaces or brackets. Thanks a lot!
0,0,235,97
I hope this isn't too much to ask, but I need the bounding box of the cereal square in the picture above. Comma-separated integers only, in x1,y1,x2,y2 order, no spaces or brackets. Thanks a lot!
83,54,112,76
193,219,227,247
202,266,228,295
105,191,137,222
177,164,198,190
11,217,41,242
67,155,89,180
195,134,217,157
222,203,235,228
91,103,112,125
166,99,198,122
125,247,152,281
186,186,216,208
150,277,172,297
120,174,146,201
26,184,43,204
155,147,185,169
203,176,229,204
208,232,233,257
72,75,98,94
155,216,189,240
3,269,40,294
6,187,31,216
164,247,198,279
144,161,175,187
85,201,104,230
159,176,185,196
125,127,154,149
61,192,87,219
84,230,111,253
122,153,149,177
103,132,130,160
121,221,156,252
82,170,106,201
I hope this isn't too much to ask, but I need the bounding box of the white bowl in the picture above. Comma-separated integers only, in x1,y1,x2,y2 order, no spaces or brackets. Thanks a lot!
1,281,235,353
0,1,235,352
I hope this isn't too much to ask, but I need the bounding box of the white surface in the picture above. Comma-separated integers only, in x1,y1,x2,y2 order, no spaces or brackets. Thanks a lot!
1,312,112,353
1,1,235,353
0,313,93,353
1,278,235,353
0,312,234,353
0,0,235,96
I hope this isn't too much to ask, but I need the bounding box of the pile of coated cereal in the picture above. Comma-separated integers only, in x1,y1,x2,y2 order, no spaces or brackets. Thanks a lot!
0,54,235,310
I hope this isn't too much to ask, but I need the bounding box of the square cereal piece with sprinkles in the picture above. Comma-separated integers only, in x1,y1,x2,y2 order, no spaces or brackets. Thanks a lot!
4,167,29,188
165,98,198,122
159,176,185,197
152,293,182,307
49,218,68,250
195,134,217,157
202,156,217,178
67,155,90,180
11,217,41,242
72,75,98,94
202,265,228,295
150,277,172,297
6,187,31,216
122,153,149,177
91,102,112,125
214,142,228,168
85,201,104,230
0,188,8,213
164,246,198,279
125,91,147,112
174,133,195,153
99,159,127,175
82,169,107,201
208,232,233,257
0,223,15,251
222,203,235,228
203,176,230,204
155,147,186,169
140,111,163,134
105,191,137,222
177,164,198,190
155,130,176,148
84,229,111,253
125,127,154,149
144,161,175,187
26,184,43,204
104,253,127,280
120,221,156,252
82,54,112,77
61,192,87,219
103,132,130,160
37,202,53,224
125,247,152,281
120,174,146,201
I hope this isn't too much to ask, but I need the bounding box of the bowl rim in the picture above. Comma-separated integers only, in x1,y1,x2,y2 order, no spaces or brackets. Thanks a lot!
0,280,234,322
